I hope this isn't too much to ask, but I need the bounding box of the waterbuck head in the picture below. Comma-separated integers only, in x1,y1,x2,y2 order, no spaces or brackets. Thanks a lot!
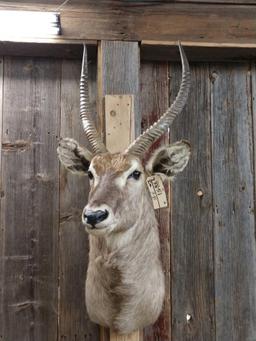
57,44,191,236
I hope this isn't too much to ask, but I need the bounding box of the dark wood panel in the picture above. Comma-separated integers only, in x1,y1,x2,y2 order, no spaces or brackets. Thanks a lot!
141,43,256,63
3,42,256,63
1,0,255,8
0,2,256,49
170,64,215,340
59,59,99,340
0,41,96,60
1,57,60,341
174,0,256,3
211,63,256,341
140,62,171,341
0,57,3,340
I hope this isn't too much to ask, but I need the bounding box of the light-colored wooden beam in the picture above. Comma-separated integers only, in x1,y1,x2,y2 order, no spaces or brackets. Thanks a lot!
105,95,142,341
109,329,143,341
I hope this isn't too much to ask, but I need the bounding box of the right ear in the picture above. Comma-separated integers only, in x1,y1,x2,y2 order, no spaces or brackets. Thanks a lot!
57,138,92,175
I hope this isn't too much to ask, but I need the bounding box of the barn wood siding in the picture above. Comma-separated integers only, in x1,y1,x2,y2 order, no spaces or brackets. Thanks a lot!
169,63,215,341
59,60,99,341
0,57,60,341
0,56,256,341
141,62,171,341
211,63,256,341
0,57,3,340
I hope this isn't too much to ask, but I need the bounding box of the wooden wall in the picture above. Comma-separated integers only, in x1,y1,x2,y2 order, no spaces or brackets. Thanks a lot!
0,56,256,341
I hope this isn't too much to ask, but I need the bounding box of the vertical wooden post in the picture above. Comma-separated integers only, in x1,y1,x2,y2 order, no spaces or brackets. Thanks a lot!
105,94,142,341
0,57,3,337
97,41,141,341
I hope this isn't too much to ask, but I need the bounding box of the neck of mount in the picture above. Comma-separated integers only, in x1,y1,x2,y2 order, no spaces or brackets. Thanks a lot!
104,189,158,251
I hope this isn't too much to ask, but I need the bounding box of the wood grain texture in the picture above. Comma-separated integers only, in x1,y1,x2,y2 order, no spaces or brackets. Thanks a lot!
105,95,134,153
59,60,99,340
169,63,215,341
1,0,256,6
211,63,256,341
98,41,140,142
98,40,140,341
1,57,60,341
1,2,256,48
0,57,3,340
140,62,171,341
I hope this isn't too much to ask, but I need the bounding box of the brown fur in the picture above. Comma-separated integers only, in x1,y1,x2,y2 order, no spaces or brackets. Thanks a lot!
57,138,191,334
91,153,135,175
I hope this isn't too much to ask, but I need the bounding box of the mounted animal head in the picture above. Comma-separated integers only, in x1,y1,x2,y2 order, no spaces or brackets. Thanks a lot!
57,44,191,235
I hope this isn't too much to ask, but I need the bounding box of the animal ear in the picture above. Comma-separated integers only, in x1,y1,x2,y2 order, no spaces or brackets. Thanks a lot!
146,140,191,180
57,138,92,175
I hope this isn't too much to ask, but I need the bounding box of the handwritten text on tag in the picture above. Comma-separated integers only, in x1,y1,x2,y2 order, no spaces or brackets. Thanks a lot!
146,175,168,210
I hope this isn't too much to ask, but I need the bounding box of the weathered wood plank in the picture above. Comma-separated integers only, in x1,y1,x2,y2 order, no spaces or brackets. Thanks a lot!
140,62,171,341
97,40,140,341
1,57,60,340
169,63,215,341
211,63,256,341
0,56,3,339
1,0,256,6
59,59,99,341
0,2,256,51
98,41,140,141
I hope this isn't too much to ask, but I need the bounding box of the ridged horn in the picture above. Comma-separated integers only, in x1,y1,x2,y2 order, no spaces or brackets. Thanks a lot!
126,42,191,157
80,44,108,154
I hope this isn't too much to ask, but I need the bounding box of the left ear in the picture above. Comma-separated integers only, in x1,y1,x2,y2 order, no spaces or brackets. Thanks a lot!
146,140,191,180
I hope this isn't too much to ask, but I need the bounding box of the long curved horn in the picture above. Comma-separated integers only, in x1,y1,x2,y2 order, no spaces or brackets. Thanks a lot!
126,43,190,157
80,44,108,154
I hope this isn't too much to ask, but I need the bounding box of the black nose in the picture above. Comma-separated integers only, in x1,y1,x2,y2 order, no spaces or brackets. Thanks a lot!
84,210,109,226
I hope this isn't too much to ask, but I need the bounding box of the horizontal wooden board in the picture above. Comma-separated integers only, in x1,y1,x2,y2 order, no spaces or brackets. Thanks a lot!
0,2,256,58
0,41,96,60
2,41,256,63
1,0,256,7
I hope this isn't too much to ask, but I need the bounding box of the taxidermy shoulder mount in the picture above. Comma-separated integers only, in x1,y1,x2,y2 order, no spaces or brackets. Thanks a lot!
57,43,191,334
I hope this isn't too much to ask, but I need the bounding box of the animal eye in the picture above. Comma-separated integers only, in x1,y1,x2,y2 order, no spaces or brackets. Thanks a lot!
87,170,94,180
128,170,141,180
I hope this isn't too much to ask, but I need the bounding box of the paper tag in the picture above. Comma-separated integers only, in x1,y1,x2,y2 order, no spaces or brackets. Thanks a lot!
146,175,168,210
